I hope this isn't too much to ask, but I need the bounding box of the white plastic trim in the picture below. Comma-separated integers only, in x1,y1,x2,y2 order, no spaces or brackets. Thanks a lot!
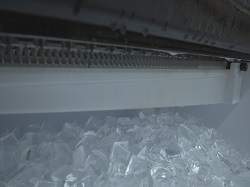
225,63,243,104
0,65,242,114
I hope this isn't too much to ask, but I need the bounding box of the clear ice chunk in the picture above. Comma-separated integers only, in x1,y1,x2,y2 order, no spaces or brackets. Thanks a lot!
117,118,132,132
137,146,157,163
1,112,249,187
156,113,175,126
1,133,19,153
139,112,146,119
73,145,87,169
125,155,151,176
85,117,104,132
220,149,248,174
8,163,48,186
168,156,188,180
51,165,72,184
57,122,81,148
189,161,212,182
100,127,124,154
160,135,180,158
124,128,142,145
206,150,233,180
231,171,250,187
38,142,72,170
84,149,108,175
75,131,100,157
116,174,141,187
21,144,41,163
206,176,226,187
100,131,117,150
177,124,192,140
186,147,206,163
64,170,84,187
110,142,131,162
34,180,58,187
108,142,131,180
96,124,110,138
104,116,117,128
0,150,18,180
178,137,193,153
150,163,173,181
0,181,6,187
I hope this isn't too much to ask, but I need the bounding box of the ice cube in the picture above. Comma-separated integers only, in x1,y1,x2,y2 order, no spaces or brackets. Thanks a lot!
7,183,27,187
104,116,117,128
0,181,6,187
116,174,141,187
186,147,206,163
41,142,72,170
64,170,84,187
160,136,180,158
100,128,124,154
101,131,117,145
207,150,233,180
51,165,72,183
8,163,48,186
21,144,40,163
57,122,81,147
96,124,110,138
73,145,87,169
84,149,108,175
141,174,154,187
92,173,116,187
0,150,18,180
169,178,191,187
173,113,185,124
137,146,159,163
206,176,226,187
178,137,193,153
76,131,100,151
139,112,146,119
196,136,214,151
1,133,19,154
124,129,140,145
110,142,130,162
41,119,59,134
117,118,132,132
231,171,250,187
34,180,58,187
156,113,175,126
125,155,151,177
168,156,188,179
177,124,192,140
117,118,131,126
189,161,212,182
27,124,42,133
150,163,173,181
138,128,160,151
108,142,131,180
85,117,104,132
20,130,50,151
222,149,248,174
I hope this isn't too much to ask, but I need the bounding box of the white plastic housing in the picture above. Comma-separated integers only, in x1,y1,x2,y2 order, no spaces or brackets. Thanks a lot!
0,64,242,114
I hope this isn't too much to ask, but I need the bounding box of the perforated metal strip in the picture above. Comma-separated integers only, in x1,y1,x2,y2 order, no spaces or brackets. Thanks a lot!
0,33,227,69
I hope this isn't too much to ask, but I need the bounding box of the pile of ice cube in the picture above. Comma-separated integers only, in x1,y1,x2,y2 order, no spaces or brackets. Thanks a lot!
0,112,250,187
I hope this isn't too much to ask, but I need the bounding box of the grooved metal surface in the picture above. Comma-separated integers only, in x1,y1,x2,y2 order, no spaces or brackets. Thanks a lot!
0,34,227,69
1,0,250,56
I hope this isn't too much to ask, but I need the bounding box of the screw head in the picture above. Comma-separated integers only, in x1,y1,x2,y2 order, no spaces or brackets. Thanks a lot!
240,63,248,71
